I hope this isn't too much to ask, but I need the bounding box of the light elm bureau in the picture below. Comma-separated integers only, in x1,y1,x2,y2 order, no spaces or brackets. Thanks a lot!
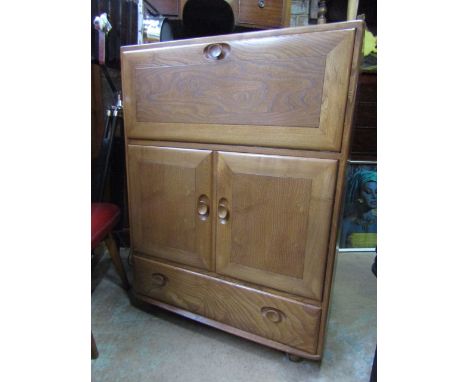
121,21,364,360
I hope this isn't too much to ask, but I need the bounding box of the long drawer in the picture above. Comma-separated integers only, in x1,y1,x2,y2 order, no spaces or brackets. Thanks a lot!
133,255,322,354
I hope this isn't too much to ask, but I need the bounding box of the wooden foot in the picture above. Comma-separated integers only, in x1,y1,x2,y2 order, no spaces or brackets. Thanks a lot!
287,353,304,362
91,332,99,360
105,233,130,290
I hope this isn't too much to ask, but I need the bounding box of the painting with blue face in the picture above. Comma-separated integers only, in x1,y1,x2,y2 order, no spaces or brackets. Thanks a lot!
340,166,377,249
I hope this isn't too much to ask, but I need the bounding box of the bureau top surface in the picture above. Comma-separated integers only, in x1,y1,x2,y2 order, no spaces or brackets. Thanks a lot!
121,21,363,152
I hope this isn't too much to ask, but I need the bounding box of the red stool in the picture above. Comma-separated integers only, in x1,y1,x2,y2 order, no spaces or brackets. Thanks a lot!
91,203,130,290
91,203,129,360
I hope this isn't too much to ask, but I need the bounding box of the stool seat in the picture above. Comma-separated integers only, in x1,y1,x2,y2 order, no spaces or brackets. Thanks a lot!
91,203,120,250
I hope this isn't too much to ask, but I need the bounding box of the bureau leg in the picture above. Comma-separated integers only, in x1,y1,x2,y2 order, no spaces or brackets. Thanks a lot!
91,332,99,360
287,353,304,362
105,233,130,290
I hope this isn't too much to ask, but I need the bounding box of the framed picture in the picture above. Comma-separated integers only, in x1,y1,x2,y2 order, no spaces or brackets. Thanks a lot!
338,161,377,251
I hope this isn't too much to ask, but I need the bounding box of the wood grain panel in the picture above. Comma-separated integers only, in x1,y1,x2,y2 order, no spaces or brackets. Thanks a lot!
230,173,311,278
127,145,213,270
131,31,340,128
133,255,322,354
134,293,321,360
216,152,337,299
135,58,325,127
121,25,357,151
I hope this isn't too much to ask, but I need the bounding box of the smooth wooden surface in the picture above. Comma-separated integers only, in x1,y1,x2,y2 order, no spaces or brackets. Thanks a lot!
216,152,337,299
122,24,356,151
133,255,321,354
127,145,213,270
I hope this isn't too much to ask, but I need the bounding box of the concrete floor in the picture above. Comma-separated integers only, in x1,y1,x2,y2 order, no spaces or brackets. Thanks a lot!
92,250,376,382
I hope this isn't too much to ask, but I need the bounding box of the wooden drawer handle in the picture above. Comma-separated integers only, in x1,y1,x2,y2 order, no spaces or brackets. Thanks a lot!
261,307,284,323
217,198,229,223
151,273,167,287
197,194,210,220
204,43,231,61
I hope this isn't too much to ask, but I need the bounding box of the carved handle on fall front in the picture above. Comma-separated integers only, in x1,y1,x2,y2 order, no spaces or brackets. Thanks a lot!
197,195,210,220
204,43,231,61
217,198,229,224
261,307,285,323
151,273,167,287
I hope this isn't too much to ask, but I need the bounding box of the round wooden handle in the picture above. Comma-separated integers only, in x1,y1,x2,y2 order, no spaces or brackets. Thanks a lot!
197,203,209,216
207,44,223,59
151,273,167,287
217,205,229,220
197,195,210,219
204,43,230,61
261,307,284,323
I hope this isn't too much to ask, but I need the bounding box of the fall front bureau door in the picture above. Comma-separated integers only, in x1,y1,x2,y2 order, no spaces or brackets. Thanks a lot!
127,145,213,270
215,152,338,300
121,25,356,151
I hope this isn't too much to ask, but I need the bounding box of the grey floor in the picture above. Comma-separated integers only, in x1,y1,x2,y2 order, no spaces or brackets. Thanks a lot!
92,249,376,382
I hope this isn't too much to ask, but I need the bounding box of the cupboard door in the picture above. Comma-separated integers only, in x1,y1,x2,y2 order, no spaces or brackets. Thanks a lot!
215,152,337,299
127,145,213,270
121,22,362,151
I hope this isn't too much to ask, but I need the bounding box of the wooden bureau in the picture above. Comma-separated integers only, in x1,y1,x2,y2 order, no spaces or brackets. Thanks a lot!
121,21,364,360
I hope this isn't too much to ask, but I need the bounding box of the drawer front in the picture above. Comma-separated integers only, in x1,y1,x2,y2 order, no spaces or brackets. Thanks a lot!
121,23,361,151
133,255,321,354
239,0,285,27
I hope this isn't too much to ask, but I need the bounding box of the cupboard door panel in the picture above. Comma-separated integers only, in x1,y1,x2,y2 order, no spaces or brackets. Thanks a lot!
127,145,213,270
121,23,360,151
215,152,337,299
